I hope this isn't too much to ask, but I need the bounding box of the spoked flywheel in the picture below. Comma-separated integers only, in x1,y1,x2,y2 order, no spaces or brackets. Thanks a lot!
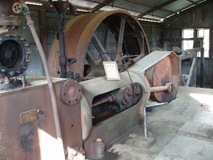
48,10,150,79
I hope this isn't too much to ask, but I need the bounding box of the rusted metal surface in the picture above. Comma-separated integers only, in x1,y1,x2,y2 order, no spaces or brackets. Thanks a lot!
92,138,106,159
0,0,19,16
48,10,150,78
80,71,150,158
0,77,84,159
146,52,179,102
0,0,21,27
80,95,92,142
83,100,142,159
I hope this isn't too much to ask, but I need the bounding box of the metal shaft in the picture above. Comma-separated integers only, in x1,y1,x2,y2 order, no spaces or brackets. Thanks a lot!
58,14,67,78
150,85,169,93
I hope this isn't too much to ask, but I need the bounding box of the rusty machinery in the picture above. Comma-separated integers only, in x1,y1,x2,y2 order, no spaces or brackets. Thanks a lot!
0,1,179,160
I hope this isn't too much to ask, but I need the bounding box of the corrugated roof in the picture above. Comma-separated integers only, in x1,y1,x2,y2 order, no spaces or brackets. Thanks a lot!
26,0,209,22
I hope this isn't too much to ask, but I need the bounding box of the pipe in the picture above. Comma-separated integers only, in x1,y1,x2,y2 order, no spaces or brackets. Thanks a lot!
58,14,67,78
19,2,65,160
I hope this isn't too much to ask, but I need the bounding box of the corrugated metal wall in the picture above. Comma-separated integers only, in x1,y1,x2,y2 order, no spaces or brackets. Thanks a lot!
45,12,75,54
15,9,162,77
16,11,44,76
15,11,75,76
163,1,213,87
141,23,162,51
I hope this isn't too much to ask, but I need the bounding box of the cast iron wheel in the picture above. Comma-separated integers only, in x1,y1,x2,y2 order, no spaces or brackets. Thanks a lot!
48,10,150,79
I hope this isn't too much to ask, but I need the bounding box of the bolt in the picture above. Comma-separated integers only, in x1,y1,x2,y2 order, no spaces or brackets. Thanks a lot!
10,71,15,76
72,150,77,156
96,138,102,142
1,69,6,72
171,85,175,91
37,110,43,114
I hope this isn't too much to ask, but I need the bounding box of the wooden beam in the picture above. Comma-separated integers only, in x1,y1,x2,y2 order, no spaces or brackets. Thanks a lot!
163,0,212,22
90,0,115,13
137,0,177,18
125,0,175,14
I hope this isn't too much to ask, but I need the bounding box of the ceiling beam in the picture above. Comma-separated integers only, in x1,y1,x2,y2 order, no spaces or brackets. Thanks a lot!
90,0,115,13
163,0,212,22
187,0,197,4
125,0,175,13
87,0,164,19
137,0,177,18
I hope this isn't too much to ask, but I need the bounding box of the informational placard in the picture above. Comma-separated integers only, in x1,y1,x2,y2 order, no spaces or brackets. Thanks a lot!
103,61,121,80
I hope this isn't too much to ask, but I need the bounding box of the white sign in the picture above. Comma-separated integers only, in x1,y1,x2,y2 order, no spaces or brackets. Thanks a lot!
103,61,120,80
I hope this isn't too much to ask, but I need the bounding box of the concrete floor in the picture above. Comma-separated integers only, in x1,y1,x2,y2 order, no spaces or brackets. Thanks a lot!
107,86,213,160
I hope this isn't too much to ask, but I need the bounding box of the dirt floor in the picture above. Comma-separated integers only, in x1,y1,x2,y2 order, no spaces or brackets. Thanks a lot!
106,86,213,160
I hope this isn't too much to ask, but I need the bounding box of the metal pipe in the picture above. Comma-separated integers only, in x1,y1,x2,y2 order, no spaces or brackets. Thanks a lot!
150,83,171,93
58,14,67,78
186,58,196,86
19,2,65,160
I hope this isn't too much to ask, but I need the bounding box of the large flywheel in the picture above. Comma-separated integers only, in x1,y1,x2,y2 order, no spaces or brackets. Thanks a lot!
48,10,150,79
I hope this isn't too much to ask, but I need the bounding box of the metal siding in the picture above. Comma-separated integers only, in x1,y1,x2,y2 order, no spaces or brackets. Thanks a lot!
137,0,168,6
163,2,213,87
196,59,213,87
163,0,192,12
153,10,171,18
45,12,74,54
24,45,44,76
16,11,44,76
113,0,150,13
164,2,213,28
141,23,162,51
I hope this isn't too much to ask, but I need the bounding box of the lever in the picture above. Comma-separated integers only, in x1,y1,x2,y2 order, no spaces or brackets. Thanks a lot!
67,58,77,79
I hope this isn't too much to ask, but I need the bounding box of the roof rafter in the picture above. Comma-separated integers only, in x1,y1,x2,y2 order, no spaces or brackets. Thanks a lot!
163,0,212,22
124,0,175,14
187,0,197,4
86,0,164,19
90,0,115,13
137,0,177,18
